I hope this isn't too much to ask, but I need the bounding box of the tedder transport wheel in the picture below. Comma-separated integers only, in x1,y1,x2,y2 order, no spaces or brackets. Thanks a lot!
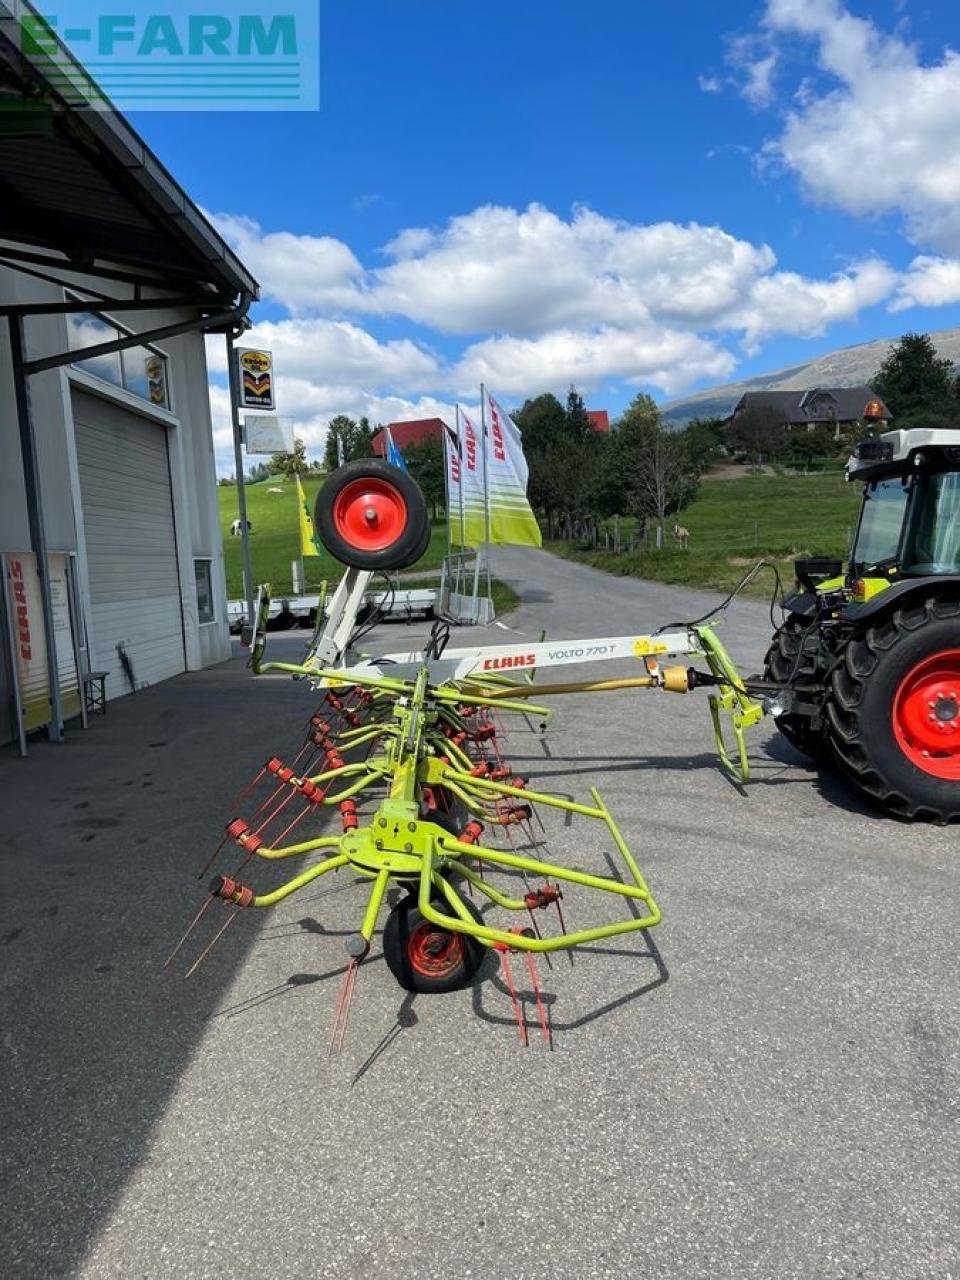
383,895,485,994
763,613,829,761
825,596,960,822
314,459,430,571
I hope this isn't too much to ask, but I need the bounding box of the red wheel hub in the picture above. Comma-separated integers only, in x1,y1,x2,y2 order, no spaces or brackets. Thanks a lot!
893,649,960,779
407,922,464,979
332,478,407,552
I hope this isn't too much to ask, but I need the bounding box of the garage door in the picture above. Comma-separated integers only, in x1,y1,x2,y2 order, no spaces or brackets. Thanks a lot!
73,389,185,696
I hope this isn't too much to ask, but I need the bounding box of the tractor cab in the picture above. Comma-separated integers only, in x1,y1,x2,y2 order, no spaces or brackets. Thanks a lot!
847,428,960,582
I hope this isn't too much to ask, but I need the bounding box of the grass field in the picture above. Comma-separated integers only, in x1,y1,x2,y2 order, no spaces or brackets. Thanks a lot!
217,477,518,614
550,471,862,597
218,476,450,596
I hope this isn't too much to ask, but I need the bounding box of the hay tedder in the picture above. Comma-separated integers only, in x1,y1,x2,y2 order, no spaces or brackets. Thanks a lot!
169,427,960,1044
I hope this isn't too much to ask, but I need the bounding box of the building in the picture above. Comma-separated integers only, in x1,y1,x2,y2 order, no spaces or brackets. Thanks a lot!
0,6,259,752
587,410,610,433
728,387,891,435
372,418,447,455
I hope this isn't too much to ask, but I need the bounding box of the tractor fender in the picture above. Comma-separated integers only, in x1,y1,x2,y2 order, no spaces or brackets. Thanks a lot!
841,575,960,624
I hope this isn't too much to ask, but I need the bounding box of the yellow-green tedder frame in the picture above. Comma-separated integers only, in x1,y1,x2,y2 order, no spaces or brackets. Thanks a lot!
171,597,767,1043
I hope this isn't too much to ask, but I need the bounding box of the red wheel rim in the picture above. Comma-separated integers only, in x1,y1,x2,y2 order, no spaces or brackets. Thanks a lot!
332,478,408,553
407,922,464,979
893,649,960,779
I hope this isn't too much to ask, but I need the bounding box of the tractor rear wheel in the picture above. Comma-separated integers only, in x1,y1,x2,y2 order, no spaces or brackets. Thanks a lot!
763,613,829,761
825,596,960,821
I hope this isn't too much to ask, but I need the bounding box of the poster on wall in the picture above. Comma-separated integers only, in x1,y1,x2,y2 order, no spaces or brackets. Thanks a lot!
3,553,80,732
236,348,276,412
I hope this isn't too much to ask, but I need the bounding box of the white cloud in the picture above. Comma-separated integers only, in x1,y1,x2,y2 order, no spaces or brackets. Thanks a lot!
698,74,724,94
231,318,439,390
892,255,960,312
735,258,897,351
208,376,456,476
373,204,778,335
207,211,367,311
452,326,736,398
753,0,960,253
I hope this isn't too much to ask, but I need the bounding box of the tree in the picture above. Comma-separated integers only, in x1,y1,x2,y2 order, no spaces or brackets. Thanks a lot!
785,427,837,472
324,415,377,470
565,385,594,440
269,436,308,477
513,390,603,536
678,416,726,472
628,422,700,539
513,392,567,453
727,405,788,467
871,332,959,428
403,438,445,519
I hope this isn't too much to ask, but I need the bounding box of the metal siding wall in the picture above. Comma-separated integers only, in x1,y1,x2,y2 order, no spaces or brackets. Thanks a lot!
72,389,185,696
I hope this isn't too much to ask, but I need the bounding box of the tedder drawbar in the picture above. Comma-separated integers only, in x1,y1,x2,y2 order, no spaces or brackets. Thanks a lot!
166,459,782,1046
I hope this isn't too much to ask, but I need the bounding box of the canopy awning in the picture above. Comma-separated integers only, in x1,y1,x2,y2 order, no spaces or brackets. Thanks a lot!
0,0,258,299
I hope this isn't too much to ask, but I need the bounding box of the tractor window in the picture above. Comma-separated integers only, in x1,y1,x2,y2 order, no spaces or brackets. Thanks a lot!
852,478,909,570
900,471,960,574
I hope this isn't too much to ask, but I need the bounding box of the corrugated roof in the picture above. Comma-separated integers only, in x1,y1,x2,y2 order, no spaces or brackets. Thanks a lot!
0,1,258,298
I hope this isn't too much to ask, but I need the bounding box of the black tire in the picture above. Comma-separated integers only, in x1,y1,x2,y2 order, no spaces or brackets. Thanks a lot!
763,614,829,760
382,894,485,993
314,460,429,571
825,596,960,822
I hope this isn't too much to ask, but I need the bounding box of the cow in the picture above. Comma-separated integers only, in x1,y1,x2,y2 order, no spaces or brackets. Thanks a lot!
673,523,690,549
230,518,253,536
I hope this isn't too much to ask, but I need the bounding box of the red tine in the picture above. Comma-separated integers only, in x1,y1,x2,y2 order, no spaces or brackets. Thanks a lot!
524,951,551,1045
184,907,242,979
163,893,216,969
499,951,527,1046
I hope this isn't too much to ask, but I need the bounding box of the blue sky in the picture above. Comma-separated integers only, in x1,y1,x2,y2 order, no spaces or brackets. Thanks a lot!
109,0,960,468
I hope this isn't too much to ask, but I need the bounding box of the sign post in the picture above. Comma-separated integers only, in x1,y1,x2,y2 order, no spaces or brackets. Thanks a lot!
227,336,256,625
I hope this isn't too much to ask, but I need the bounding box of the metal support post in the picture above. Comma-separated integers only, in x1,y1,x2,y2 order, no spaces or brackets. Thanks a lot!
226,333,255,626
9,313,63,741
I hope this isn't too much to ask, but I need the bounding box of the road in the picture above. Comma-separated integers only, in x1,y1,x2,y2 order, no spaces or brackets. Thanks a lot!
2,545,958,1279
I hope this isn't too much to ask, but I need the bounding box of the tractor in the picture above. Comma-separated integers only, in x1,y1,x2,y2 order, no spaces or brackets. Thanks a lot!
765,417,960,822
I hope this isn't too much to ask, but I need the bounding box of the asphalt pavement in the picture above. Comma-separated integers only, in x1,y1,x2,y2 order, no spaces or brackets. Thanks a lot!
1,545,958,1279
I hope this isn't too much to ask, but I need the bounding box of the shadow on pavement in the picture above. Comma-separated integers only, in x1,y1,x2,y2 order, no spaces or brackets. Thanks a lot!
0,659,319,1278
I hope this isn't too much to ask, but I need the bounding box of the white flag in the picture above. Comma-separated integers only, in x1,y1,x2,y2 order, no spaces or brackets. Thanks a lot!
457,407,487,548
484,390,541,547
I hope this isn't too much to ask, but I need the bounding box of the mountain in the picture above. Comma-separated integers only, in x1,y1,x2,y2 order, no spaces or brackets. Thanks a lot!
660,325,960,425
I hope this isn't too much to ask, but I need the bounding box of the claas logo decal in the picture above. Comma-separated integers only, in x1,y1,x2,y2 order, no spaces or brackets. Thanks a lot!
482,653,536,671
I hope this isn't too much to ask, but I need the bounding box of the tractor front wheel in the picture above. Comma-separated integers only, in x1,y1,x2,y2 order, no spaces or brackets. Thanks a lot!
825,596,960,821
763,613,829,761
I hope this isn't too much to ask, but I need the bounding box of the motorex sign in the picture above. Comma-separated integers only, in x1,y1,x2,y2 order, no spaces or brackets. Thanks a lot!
15,1,318,110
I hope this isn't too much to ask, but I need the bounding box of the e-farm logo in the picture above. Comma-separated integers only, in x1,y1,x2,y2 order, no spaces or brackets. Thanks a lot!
21,3,319,111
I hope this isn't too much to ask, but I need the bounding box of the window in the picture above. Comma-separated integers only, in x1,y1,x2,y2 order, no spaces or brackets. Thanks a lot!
901,471,960,574
852,478,909,569
67,302,170,409
194,560,215,624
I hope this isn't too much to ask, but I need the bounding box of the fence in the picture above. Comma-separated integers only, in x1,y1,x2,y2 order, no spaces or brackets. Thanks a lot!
574,519,856,557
